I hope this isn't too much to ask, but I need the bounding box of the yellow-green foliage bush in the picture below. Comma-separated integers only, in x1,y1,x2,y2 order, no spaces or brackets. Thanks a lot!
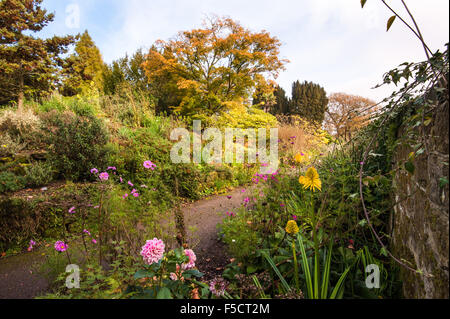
194,101,277,129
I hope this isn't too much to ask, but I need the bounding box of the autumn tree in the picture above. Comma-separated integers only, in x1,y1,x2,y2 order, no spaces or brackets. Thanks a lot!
0,0,74,107
324,92,377,141
60,30,104,96
290,80,328,124
143,16,288,116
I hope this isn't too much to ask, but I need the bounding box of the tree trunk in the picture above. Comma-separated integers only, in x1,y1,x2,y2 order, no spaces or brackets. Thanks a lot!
17,72,24,110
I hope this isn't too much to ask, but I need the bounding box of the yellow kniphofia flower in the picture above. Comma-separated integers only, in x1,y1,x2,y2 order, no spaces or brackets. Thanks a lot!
285,220,299,235
299,167,322,192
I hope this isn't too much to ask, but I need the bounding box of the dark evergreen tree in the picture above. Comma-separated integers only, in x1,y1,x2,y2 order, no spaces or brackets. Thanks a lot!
271,85,290,115
290,80,328,124
0,0,74,107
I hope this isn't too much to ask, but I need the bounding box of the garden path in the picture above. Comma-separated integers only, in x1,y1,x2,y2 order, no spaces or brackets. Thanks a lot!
0,185,250,298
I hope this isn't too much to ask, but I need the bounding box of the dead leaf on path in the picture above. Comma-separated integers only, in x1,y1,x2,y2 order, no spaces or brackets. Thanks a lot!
1,252,5,257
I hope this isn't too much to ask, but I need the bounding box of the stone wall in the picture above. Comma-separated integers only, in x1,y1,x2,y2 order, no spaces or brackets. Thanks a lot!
392,84,449,298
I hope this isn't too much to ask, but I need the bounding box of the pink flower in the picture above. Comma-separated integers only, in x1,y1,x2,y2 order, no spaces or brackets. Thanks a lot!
90,168,98,174
99,172,109,181
243,197,250,206
68,206,76,214
226,195,232,199
143,160,156,170
241,189,246,193
107,166,116,171
280,203,285,207
140,238,165,265
133,192,139,197
119,177,123,183
292,215,297,221
123,193,129,199
225,211,235,217
128,181,134,187
83,229,91,236
209,277,227,297
170,272,178,281
54,241,67,252
92,239,97,244
28,240,36,251
182,249,196,270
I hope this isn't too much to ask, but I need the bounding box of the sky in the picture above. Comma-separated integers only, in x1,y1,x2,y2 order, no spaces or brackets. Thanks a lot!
38,0,449,103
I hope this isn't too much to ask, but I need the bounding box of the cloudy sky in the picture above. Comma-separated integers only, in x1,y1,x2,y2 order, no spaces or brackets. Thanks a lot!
39,0,449,102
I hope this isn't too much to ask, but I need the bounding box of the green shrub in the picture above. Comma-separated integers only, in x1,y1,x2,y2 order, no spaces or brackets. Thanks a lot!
40,110,110,181
0,171,26,193
24,161,55,188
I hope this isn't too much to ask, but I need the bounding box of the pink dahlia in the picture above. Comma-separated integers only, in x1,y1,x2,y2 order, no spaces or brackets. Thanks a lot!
182,249,197,270
140,238,165,265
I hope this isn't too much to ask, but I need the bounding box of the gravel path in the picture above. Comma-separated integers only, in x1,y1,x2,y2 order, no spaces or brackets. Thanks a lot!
183,187,249,280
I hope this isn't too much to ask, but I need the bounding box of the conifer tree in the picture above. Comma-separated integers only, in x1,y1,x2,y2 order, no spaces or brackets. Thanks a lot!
290,80,328,124
0,0,74,107
61,30,104,96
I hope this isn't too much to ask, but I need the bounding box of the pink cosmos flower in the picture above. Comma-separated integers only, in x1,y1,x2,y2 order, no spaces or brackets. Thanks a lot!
99,172,109,181
28,240,36,251
54,241,67,252
92,239,97,244
280,203,285,207
83,229,91,236
243,197,250,205
140,238,165,265
119,177,123,183
68,206,76,214
292,215,297,221
90,168,98,174
123,193,128,199
182,249,196,270
226,195,232,199
133,192,139,197
143,160,156,170
107,166,116,171
128,181,134,187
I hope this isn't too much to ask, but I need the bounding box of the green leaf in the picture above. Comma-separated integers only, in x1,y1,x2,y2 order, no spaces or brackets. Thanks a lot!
261,250,291,293
380,247,388,257
156,287,173,299
386,15,396,31
134,269,154,280
404,160,415,175
439,177,449,188
247,265,258,274
182,269,204,279
361,0,367,8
